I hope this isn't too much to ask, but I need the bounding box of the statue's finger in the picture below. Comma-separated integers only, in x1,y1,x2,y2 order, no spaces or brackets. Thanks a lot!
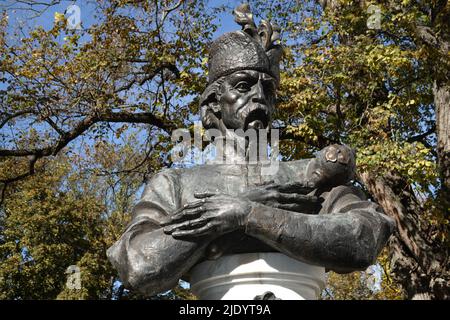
276,193,320,204
167,206,206,224
246,183,279,195
175,206,205,219
254,180,275,187
274,193,298,203
173,199,206,215
277,182,315,194
293,194,322,203
272,203,298,211
263,183,281,191
194,192,217,199
171,223,215,239
163,217,209,234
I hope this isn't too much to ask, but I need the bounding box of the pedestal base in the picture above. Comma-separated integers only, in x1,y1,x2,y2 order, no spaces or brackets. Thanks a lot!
190,253,326,300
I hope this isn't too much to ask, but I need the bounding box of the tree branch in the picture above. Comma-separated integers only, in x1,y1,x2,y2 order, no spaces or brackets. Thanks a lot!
0,111,177,158
407,124,436,143
114,63,179,93
0,108,36,129
161,0,184,25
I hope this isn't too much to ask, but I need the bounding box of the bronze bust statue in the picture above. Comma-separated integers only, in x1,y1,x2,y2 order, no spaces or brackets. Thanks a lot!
107,4,395,298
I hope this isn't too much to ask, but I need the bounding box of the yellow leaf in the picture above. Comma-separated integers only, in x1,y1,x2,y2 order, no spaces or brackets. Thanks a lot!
54,12,65,24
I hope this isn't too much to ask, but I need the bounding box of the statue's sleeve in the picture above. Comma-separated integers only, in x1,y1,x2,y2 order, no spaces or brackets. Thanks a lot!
107,170,206,296
245,185,395,273
317,185,395,271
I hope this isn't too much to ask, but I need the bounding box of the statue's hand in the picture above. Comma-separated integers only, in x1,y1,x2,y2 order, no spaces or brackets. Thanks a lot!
160,193,252,239
240,181,321,213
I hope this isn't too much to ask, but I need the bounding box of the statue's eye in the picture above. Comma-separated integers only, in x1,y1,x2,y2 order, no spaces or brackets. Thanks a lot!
235,81,251,92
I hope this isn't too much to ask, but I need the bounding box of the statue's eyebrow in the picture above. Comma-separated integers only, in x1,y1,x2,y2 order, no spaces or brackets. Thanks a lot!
261,73,276,84
228,70,259,83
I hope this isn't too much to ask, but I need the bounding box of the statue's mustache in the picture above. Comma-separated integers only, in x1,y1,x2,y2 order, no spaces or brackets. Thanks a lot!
238,103,269,119
239,104,270,129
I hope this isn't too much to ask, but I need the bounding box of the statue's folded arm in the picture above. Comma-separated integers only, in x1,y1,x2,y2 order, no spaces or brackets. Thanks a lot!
244,185,396,273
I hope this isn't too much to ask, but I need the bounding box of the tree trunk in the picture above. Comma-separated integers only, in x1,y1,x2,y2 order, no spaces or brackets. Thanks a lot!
434,79,450,209
359,171,449,300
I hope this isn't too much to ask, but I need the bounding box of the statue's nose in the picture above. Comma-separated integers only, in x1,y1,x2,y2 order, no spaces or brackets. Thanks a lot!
251,80,267,105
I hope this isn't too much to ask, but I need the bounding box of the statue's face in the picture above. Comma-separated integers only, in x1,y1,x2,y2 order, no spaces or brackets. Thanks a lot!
218,70,276,131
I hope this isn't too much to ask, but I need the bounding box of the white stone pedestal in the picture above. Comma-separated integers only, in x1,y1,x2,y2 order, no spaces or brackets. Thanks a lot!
190,253,326,300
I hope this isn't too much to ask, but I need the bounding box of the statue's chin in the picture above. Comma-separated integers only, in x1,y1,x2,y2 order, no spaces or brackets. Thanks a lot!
246,119,265,130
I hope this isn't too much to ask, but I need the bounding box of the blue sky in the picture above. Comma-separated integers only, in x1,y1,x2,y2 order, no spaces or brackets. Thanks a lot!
2,0,245,39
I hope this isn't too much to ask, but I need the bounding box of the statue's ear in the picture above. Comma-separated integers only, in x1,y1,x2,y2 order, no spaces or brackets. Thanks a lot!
200,101,221,129
200,82,222,129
